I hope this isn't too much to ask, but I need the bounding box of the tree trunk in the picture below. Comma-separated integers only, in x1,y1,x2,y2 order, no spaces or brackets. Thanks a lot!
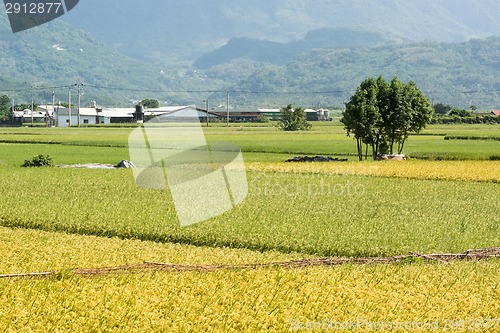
357,139,363,161
390,129,395,154
372,134,379,160
398,130,408,154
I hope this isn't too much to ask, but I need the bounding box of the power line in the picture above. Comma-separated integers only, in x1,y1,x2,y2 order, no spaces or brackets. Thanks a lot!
0,84,76,93
83,85,222,94
2,83,500,97
62,84,500,96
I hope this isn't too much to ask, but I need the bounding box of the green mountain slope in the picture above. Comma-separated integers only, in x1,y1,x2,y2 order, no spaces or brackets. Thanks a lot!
225,36,500,109
60,0,500,63
0,11,165,105
1,9,500,110
0,12,227,106
194,27,400,69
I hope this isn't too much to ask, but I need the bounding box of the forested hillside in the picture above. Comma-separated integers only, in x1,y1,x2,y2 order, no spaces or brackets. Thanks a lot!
222,36,500,109
1,6,500,109
0,12,219,106
61,0,500,63
194,27,400,69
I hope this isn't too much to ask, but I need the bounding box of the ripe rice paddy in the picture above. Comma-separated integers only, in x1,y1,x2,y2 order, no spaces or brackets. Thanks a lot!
0,123,499,331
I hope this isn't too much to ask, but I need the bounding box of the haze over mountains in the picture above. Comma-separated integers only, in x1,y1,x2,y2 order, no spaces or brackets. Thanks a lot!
61,0,500,63
193,27,401,69
226,36,500,108
0,11,168,106
1,1,500,108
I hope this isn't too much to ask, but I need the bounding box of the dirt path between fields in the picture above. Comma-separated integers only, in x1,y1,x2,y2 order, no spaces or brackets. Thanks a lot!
3,247,498,279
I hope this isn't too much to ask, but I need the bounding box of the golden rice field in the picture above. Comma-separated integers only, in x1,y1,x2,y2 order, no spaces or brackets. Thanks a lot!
1,227,499,332
3,263,500,332
0,124,499,332
247,160,500,183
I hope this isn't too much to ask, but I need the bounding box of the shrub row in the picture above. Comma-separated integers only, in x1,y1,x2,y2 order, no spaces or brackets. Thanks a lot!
431,115,500,124
445,136,500,141
409,154,500,161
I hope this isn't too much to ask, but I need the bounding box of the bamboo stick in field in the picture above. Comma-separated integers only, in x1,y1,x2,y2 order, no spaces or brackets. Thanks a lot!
0,271,55,279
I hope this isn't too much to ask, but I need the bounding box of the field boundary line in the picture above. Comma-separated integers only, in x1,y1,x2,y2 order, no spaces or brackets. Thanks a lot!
1,248,498,279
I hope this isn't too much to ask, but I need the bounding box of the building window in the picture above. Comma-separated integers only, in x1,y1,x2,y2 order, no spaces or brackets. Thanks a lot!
84,119,89,124
66,119,69,123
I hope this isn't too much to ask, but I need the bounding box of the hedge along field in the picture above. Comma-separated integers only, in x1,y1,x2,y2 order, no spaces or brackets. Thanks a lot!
0,166,498,258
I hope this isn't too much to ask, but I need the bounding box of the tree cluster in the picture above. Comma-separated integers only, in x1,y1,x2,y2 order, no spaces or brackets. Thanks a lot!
341,76,433,161
140,99,160,109
278,104,312,131
433,104,476,117
0,95,12,123
433,102,452,115
448,108,474,117
431,115,500,125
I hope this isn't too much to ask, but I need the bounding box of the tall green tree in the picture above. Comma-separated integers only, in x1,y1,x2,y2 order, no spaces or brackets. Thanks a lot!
341,77,382,160
0,95,12,123
384,77,405,154
140,99,160,109
342,87,367,160
394,80,433,154
359,78,381,160
373,76,391,158
433,102,452,115
278,104,311,131
341,77,433,160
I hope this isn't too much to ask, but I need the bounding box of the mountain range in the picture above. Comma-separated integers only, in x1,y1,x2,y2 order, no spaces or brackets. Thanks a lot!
61,0,500,63
224,36,500,109
0,1,500,109
194,27,401,69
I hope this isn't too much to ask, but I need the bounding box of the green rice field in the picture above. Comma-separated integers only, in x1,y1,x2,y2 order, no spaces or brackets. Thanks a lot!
0,123,499,331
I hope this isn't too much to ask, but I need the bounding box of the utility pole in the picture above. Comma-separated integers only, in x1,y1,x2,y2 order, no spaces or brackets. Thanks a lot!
77,81,81,127
206,99,209,127
68,86,71,127
226,91,229,127
31,96,34,126
11,95,14,125
52,88,55,127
